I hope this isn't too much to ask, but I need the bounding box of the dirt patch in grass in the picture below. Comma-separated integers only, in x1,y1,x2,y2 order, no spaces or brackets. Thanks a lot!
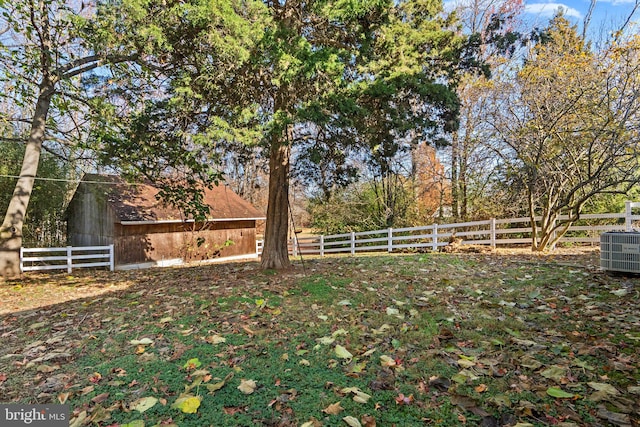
1,247,638,426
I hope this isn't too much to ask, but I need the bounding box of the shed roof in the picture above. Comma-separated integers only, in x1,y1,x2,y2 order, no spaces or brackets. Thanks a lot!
82,174,265,224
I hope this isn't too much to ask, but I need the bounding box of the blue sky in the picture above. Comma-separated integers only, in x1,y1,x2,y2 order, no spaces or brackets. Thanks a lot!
446,0,638,38
523,0,638,36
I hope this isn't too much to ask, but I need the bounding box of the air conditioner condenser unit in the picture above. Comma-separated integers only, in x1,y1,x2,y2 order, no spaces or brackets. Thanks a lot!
600,231,640,273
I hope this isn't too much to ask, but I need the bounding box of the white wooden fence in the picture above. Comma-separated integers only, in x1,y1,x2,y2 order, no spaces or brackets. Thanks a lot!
20,245,114,273
259,202,640,256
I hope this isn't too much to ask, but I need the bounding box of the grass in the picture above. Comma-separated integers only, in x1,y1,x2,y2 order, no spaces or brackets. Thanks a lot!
1,248,639,426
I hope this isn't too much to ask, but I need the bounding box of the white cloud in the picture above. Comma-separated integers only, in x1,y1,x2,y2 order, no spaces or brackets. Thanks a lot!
525,2,583,18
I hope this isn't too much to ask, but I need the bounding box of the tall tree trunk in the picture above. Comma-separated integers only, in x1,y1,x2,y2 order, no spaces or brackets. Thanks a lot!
261,138,292,270
0,85,53,277
451,132,460,220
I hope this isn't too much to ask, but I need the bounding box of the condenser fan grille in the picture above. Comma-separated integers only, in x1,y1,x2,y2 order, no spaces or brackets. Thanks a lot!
601,232,640,273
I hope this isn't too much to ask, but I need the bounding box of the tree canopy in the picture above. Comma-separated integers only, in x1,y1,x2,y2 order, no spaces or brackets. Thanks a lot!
489,14,640,250
92,0,473,269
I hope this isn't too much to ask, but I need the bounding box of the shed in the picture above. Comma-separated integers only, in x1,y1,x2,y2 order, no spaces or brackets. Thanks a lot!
66,174,265,268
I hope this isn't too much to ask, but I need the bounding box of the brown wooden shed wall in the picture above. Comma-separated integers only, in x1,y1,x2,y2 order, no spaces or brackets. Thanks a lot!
113,220,257,265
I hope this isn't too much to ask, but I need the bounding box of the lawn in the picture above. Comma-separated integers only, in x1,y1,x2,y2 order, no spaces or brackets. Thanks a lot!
1,249,639,427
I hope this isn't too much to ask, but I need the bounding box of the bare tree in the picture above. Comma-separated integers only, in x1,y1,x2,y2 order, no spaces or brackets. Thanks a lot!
488,16,640,250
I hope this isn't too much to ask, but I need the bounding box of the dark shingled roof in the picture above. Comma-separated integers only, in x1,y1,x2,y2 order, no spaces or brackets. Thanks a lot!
84,174,264,223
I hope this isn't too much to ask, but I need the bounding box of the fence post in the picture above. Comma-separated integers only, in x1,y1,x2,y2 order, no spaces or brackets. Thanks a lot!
109,244,115,271
67,246,73,274
292,237,298,257
432,224,438,251
350,231,355,255
388,228,393,252
490,218,496,249
320,235,325,257
626,201,632,231
19,247,24,273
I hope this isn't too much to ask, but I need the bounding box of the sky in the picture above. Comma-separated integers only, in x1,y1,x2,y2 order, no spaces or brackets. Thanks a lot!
523,0,638,35
445,0,639,40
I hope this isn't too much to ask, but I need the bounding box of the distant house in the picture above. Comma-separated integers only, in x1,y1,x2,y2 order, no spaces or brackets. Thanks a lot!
66,174,265,268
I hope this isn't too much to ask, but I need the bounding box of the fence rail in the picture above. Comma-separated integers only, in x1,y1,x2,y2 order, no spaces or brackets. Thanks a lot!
20,245,115,273
258,202,640,257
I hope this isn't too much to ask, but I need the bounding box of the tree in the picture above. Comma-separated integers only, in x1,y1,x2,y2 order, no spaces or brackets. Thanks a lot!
448,0,523,220
490,15,640,250
0,140,70,246
292,123,359,204
0,0,148,276
86,0,268,211
410,142,450,221
118,0,470,269
0,0,253,276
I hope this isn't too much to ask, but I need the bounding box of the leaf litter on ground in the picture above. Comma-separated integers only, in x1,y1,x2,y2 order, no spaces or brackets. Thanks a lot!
0,247,639,426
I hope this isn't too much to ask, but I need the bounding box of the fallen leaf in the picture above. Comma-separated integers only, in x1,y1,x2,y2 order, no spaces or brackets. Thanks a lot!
519,354,543,369
372,324,391,335
379,355,397,368
183,358,201,370
129,338,153,345
205,334,226,344
88,372,102,383
207,372,233,393
343,415,362,427
386,307,400,316
540,365,566,383
340,387,372,403
316,336,335,345
450,394,490,417
335,345,353,360
353,392,371,404
394,393,414,405
361,414,376,427
131,396,158,413
237,379,257,394
69,411,87,427
475,384,488,393
452,369,479,384
37,364,59,373
80,385,95,395
546,387,575,399
92,392,110,404
323,402,344,415
171,395,201,414
458,358,476,368
587,382,619,396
